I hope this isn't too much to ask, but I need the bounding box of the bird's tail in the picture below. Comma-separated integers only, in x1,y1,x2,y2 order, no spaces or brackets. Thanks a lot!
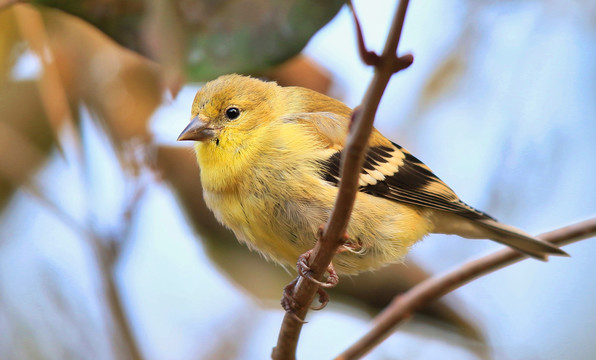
475,219,569,261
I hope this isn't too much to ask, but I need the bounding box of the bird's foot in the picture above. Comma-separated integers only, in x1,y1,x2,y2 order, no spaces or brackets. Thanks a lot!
281,228,346,316
296,249,339,289
338,235,364,254
281,277,332,322
281,278,306,323
293,245,340,312
311,286,331,311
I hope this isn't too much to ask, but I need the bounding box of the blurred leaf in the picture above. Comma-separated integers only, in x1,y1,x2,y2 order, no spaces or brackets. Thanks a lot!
0,80,55,211
0,4,162,211
419,51,467,106
29,0,345,81
0,2,336,211
41,7,162,144
142,0,185,94
0,7,24,84
13,4,77,157
267,54,332,94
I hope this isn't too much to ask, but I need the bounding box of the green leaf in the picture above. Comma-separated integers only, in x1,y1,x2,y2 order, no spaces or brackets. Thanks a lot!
31,0,345,81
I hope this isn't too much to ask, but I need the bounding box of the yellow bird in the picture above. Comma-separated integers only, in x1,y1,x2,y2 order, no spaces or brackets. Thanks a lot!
178,74,567,275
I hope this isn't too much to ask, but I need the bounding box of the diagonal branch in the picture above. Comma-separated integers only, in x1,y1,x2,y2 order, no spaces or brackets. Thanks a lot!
13,4,81,159
336,217,596,360
272,1,413,359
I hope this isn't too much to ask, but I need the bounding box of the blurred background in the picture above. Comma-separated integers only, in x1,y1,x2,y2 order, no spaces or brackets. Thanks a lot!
1,0,595,359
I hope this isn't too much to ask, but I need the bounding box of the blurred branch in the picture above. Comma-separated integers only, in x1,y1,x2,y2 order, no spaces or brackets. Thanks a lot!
8,176,145,360
92,240,144,360
0,126,145,359
85,148,150,360
331,261,485,344
7,8,145,357
272,1,413,359
142,0,185,95
336,218,596,360
13,4,79,158
18,177,145,360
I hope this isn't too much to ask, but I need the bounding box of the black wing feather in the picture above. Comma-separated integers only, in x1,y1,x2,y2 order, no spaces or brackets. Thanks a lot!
319,141,494,221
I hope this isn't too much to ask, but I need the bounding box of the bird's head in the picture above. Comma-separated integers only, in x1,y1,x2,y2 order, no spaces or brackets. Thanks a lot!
177,74,280,144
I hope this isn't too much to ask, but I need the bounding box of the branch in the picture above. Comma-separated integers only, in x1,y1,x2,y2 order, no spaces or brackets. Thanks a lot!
11,5,144,359
14,4,83,159
336,217,596,360
272,1,413,359
16,179,145,360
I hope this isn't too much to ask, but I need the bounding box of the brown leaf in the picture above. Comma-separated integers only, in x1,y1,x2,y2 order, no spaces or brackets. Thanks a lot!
267,55,332,94
42,7,163,144
13,4,76,156
0,80,55,211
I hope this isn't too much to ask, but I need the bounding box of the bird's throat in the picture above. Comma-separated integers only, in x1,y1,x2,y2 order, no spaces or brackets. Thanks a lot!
194,134,260,193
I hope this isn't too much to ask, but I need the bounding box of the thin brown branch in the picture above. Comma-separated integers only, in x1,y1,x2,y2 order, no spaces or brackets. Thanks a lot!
336,218,596,360
12,6,144,359
272,1,412,359
346,0,379,66
13,4,81,159
18,180,145,360
93,240,145,360
15,177,144,360
83,155,150,360
0,127,144,360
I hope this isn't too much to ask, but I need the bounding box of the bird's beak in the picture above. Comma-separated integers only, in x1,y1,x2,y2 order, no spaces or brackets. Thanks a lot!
177,115,217,142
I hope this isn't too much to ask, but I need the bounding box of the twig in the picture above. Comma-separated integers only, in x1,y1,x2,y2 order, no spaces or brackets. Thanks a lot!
20,180,145,360
346,1,379,66
13,4,81,159
92,239,145,360
16,179,145,360
271,1,413,359
336,218,596,360
83,148,151,360
12,6,144,359
90,171,150,360
0,124,144,360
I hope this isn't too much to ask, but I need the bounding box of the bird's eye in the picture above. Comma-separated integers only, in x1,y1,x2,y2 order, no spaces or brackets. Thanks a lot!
225,107,240,120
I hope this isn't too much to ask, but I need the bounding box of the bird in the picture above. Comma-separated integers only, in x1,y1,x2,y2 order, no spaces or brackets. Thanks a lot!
177,74,568,276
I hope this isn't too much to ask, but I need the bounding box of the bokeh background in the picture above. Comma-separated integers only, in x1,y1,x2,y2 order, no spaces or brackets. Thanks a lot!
1,0,595,359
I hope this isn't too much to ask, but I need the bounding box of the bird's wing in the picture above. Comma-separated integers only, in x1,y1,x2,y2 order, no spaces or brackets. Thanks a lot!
281,111,349,150
286,111,494,221
321,141,495,220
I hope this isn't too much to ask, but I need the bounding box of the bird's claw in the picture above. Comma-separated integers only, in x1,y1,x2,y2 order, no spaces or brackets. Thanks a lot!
311,287,331,311
281,278,307,323
281,277,331,314
296,249,339,289
281,229,345,315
